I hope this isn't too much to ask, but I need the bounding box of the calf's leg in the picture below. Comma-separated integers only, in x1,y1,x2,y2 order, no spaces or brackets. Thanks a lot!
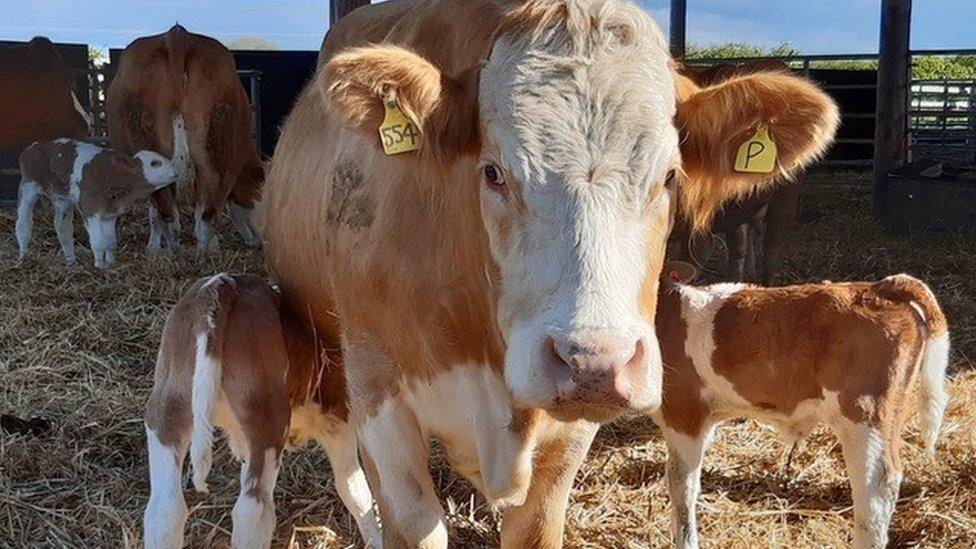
148,188,180,253
143,417,191,549
228,200,261,249
231,443,282,549
15,181,41,263
53,200,76,265
835,420,901,549
662,424,713,549
318,421,383,548
84,215,115,269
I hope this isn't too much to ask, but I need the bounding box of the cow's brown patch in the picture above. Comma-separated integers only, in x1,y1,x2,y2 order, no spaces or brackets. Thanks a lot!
19,141,76,197
78,151,156,217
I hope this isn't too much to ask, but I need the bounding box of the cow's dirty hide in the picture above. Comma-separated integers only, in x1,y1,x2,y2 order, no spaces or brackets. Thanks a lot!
328,160,374,230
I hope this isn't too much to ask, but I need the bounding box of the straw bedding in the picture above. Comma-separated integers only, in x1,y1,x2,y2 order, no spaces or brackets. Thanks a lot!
1,178,973,547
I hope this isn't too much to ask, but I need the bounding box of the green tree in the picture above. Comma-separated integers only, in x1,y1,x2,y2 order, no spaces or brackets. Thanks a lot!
226,36,280,51
687,42,799,60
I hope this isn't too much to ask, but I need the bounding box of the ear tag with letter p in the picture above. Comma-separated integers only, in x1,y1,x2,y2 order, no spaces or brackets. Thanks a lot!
379,98,421,155
734,124,777,174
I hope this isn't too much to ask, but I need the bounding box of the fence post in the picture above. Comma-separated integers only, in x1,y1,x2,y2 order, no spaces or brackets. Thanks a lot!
670,0,687,60
872,0,912,225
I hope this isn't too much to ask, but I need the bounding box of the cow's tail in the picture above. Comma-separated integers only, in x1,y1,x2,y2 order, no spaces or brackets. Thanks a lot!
189,273,235,492
164,24,188,109
875,274,951,455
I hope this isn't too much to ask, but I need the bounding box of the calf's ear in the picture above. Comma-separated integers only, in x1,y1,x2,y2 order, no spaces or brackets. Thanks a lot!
321,45,480,160
676,71,839,230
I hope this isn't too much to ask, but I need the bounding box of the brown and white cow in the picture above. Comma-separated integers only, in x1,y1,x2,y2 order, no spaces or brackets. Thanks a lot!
653,267,950,549
144,273,382,548
16,139,175,268
671,61,805,284
107,25,264,254
0,37,91,151
258,0,839,545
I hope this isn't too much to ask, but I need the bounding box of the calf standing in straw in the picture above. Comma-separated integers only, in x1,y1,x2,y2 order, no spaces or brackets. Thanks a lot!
143,273,382,549
16,139,176,268
653,265,950,549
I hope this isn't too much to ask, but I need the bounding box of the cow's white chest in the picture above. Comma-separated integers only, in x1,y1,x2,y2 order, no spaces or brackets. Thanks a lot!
401,364,533,507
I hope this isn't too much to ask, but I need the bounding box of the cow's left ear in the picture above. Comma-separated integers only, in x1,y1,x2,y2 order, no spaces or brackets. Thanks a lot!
321,45,480,161
676,71,839,230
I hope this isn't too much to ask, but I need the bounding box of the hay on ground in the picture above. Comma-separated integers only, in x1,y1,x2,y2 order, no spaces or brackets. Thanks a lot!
1,178,974,547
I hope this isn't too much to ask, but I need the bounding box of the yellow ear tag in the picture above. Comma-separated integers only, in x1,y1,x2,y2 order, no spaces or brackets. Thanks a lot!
734,124,777,174
378,99,422,155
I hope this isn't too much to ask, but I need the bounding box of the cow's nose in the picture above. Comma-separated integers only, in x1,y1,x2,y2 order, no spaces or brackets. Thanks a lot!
546,332,647,407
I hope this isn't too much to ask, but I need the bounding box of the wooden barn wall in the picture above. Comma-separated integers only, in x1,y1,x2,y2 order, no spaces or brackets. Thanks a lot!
0,41,89,201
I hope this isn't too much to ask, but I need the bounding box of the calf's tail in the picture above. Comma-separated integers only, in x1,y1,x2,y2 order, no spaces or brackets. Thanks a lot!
876,274,950,454
189,274,235,492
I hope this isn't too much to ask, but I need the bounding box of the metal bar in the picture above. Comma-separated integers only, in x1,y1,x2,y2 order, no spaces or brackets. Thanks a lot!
669,0,687,60
249,72,262,154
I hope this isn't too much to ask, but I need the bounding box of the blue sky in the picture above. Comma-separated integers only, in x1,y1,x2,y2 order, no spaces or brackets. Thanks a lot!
0,0,973,54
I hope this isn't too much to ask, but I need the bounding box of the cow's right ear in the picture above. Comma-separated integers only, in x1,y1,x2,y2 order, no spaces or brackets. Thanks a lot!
321,45,480,160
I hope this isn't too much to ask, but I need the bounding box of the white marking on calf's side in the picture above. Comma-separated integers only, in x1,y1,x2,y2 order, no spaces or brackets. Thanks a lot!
144,426,188,549
678,284,750,411
190,332,221,492
66,140,101,203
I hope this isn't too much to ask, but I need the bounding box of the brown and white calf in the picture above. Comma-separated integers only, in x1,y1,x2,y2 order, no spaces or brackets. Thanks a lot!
653,271,950,549
144,273,382,548
16,139,175,268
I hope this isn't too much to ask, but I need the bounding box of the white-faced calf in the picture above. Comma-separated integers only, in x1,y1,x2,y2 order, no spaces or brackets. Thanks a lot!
16,139,175,268
653,271,949,549
143,273,381,549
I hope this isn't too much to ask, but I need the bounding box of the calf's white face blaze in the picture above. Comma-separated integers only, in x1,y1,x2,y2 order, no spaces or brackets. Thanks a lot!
477,1,677,417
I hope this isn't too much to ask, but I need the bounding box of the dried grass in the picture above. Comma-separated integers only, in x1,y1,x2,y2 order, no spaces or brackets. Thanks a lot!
1,178,974,547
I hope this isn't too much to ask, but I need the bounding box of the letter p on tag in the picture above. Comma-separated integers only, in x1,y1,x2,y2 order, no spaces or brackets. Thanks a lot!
734,124,777,174
379,99,422,155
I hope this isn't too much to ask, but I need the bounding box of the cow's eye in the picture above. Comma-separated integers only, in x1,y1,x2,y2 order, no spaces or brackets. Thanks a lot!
483,163,504,187
664,169,676,188
151,160,162,168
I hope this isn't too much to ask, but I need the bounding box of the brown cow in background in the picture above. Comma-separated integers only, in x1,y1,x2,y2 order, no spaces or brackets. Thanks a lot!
0,37,91,151
671,60,805,284
107,25,263,254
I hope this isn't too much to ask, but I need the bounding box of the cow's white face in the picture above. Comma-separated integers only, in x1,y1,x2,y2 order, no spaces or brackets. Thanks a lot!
478,3,677,420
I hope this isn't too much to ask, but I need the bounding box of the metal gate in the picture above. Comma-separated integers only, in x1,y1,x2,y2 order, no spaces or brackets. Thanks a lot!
909,78,976,164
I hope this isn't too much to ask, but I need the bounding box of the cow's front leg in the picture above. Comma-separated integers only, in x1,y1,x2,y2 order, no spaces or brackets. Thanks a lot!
500,418,598,549
344,336,446,549
662,424,713,549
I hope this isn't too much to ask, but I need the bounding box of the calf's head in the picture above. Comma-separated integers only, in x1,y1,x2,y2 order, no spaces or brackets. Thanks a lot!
323,0,837,421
